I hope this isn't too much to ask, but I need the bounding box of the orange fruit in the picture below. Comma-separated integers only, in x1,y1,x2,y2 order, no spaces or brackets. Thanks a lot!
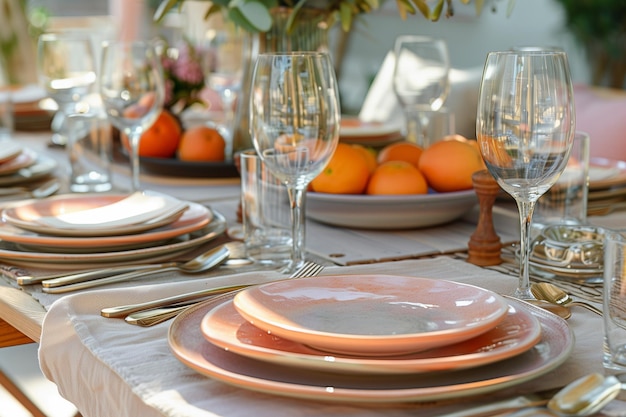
366,161,428,195
310,143,371,194
121,109,182,158
352,144,378,174
377,141,424,168
418,138,486,192
177,125,226,162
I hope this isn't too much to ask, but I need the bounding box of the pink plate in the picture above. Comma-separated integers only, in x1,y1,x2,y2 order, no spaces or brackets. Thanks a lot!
233,275,509,356
0,149,36,175
201,295,541,374
169,296,573,403
0,201,211,251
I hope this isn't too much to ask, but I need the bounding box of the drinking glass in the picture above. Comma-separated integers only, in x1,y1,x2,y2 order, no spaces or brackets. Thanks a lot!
100,41,164,192
202,28,245,159
38,32,97,146
392,35,450,147
250,52,340,273
476,50,575,299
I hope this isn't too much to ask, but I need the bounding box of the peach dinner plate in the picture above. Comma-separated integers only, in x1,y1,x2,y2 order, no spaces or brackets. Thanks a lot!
0,148,36,176
169,296,573,403
0,140,23,164
0,200,212,252
2,192,188,237
232,275,510,356
201,295,541,374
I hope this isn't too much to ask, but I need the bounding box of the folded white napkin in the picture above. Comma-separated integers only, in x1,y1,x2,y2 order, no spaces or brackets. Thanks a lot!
38,258,619,417
36,191,188,230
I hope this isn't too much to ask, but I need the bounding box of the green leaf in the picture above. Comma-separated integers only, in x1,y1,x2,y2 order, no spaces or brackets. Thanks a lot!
430,0,444,21
339,2,353,31
412,0,431,19
154,0,181,23
395,0,415,19
234,0,273,32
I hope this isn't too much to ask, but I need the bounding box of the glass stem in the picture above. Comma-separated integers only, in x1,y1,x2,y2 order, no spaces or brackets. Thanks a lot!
129,132,141,192
287,185,306,272
515,199,536,300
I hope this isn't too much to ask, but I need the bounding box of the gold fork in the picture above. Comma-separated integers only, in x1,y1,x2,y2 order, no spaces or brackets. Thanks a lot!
114,261,326,327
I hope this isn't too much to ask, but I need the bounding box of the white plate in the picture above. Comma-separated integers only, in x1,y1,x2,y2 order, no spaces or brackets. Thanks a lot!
588,157,626,190
0,141,23,164
2,192,189,237
202,295,541,374
0,153,57,186
233,275,509,356
306,190,477,229
170,297,573,403
340,117,402,138
0,201,211,252
0,149,36,176
0,211,226,270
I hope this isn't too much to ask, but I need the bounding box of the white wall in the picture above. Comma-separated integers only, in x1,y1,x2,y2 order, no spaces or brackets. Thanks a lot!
339,0,589,113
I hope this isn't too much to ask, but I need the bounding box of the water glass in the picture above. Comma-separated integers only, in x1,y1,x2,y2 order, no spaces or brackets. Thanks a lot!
67,113,113,193
240,150,292,266
533,131,590,234
603,229,626,382
404,106,454,147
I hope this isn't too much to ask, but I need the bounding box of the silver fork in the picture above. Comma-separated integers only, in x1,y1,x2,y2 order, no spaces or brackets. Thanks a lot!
121,261,326,327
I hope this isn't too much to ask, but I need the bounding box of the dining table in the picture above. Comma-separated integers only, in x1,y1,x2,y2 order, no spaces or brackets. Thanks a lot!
2,128,626,417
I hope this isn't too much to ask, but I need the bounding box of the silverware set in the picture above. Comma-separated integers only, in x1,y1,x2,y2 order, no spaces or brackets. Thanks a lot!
101,260,326,327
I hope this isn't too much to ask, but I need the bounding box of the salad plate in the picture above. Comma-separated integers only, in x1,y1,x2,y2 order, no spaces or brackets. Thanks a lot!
233,275,509,356
306,189,477,229
0,201,211,251
2,192,188,237
0,149,36,175
0,153,57,186
170,296,573,403
588,157,626,190
202,295,541,374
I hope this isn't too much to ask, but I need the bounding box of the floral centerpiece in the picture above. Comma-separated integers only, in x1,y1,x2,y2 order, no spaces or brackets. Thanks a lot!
158,39,206,112
155,0,515,33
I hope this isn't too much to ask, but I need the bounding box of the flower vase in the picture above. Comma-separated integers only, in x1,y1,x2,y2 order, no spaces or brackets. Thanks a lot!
232,7,331,153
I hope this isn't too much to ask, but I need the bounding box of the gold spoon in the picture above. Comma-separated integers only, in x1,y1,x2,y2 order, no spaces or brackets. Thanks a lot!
524,299,571,320
530,282,603,316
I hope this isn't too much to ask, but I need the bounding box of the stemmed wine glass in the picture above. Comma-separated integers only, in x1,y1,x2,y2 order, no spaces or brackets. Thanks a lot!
476,50,576,299
202,28,245,159
100,41,164,192
392,35,450,147
249,52,340,273
38,32,97,146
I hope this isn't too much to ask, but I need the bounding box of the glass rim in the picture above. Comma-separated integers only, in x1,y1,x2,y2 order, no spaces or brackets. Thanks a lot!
487,50,568,57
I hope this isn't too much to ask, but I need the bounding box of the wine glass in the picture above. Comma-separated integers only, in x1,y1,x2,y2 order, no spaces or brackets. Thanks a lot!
100,41,164,192
476,50,576,299
249,52,340,273
37,32,97,146
201,28,245,159
392,35,450,147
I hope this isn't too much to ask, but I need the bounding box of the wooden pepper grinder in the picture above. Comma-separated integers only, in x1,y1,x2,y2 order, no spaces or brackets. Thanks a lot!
467,169,503,266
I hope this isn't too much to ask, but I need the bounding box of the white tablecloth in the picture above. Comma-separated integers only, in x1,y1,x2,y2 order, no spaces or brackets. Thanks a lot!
38,257,623,417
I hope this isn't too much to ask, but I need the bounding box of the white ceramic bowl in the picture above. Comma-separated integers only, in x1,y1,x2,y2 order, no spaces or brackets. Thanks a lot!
306,189,477,229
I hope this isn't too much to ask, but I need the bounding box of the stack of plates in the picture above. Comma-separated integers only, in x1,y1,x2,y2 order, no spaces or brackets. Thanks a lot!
169,275,574,403
0,191,225,270
0,140,57,186
588,157,626,215
339,117,403,147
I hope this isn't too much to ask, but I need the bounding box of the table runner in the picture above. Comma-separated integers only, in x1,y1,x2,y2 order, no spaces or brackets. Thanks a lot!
38,257,623,417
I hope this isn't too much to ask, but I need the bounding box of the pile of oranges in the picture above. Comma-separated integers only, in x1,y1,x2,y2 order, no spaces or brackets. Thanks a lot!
121,109,226,162
310,136,486,195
